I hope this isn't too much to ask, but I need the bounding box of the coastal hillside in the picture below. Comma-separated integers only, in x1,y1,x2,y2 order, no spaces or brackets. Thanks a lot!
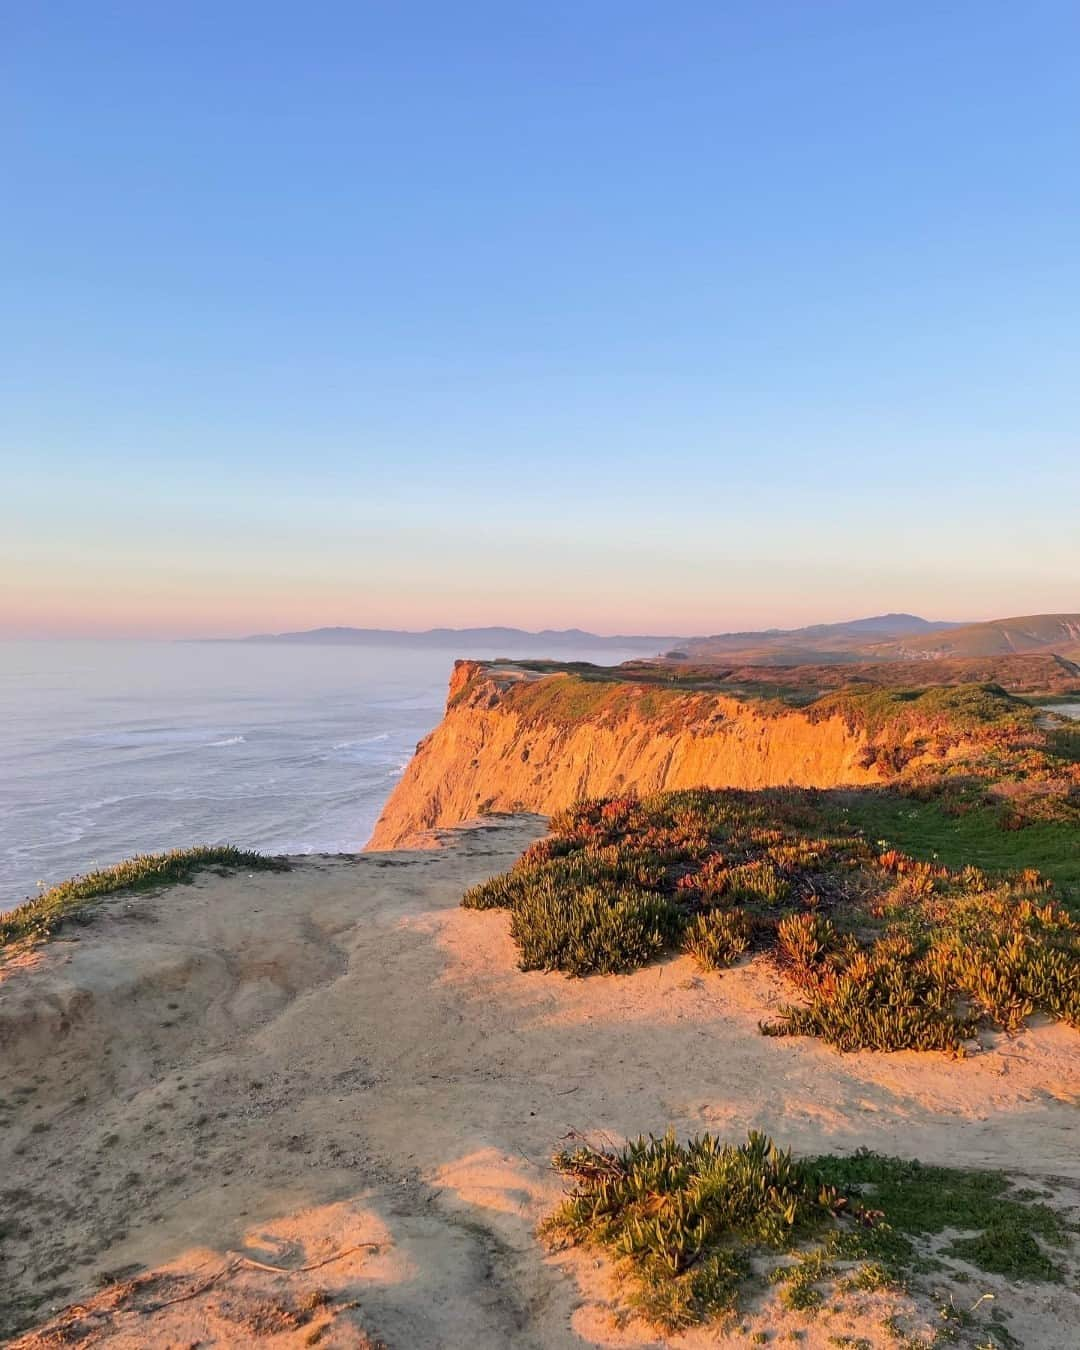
645,651,1080,695
368,658,1071,850
672,613,956,664
877,612,1080,660
673,611,1080,666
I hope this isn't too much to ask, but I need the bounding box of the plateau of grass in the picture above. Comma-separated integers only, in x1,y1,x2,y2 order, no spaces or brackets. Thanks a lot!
830,790,1080,908
499,672,1038,736
1,846,288,950
544,1131,1074,1334
506,672,700,727
500,660,822,707
495,658,728,689
808,683,1034,739
463,789,1079,1052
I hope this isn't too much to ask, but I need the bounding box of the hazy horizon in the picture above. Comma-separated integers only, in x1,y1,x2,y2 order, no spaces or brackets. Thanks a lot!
0,607,1025,644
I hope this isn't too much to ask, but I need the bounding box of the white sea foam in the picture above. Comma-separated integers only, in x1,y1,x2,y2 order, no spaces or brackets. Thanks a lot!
75,728,227,750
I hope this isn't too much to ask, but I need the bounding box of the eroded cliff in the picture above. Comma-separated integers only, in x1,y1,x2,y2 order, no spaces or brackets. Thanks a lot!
368,661,889,848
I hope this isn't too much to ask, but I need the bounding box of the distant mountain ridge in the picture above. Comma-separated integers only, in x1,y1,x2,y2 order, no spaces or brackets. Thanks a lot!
221,612,1079,666
231,625,681,653
794,613,958,638
235,615,947,653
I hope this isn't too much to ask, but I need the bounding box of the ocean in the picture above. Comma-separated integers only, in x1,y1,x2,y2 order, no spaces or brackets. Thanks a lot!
0,639,642,907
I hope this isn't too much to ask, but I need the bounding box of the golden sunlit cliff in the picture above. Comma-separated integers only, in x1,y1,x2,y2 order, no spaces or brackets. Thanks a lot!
369,660,1076,849
368,661,887,848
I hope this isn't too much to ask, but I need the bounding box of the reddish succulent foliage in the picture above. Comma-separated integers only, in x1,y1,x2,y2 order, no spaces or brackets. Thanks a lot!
463,788,1079,1052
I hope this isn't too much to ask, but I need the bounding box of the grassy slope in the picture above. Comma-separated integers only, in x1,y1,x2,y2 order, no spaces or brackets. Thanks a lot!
471,671,1079,832
502,670,1041,728
831,791,1079,906
886,613,1080,659
493,658,1080,704
1,845,288,951
806,682,1033,734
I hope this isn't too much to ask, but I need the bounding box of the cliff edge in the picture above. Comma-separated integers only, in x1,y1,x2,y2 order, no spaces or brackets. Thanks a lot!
368,661,887,848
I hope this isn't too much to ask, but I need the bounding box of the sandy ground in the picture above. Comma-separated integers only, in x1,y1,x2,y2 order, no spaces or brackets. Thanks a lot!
1,815,1078,1348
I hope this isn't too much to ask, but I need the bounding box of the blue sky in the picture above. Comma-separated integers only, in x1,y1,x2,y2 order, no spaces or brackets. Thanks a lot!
3,1,1078,636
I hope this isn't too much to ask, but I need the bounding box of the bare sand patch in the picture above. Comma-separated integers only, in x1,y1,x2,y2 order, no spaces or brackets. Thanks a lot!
1,816,1077,1346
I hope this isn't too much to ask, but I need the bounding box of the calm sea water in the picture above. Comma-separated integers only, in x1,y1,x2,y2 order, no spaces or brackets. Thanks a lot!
0,639,641,907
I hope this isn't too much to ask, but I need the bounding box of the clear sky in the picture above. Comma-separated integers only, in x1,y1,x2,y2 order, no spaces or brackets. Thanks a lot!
3,1,1078,638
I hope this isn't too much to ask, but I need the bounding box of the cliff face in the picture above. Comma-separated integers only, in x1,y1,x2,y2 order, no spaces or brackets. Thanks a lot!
368,662,886,849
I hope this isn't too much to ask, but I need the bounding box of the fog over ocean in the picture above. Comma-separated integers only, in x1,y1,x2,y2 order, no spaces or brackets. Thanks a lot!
0,639,643,905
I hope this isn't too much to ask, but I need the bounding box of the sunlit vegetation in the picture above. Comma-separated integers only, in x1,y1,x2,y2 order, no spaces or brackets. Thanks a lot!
463,789,1079,1052
506,672,697,726
459,665,1080,827
1,846,288,950
813,684,1080,826
545,1131,842,1330
808,682,1035,740
544,1130,1073,1334
808,1151,1071,1284
827,791,1080,905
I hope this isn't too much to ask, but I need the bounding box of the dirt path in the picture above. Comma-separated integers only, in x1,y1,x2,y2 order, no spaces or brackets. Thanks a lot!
1,816,1077,1347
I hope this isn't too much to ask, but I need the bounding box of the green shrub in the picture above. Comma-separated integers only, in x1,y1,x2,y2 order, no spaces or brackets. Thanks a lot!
776,912,836,972
762,967,978,1054
463,787,1080,1052
464,847,665,912
684,909,752,970
544,1131,841,1330
727,859,792,905
462,871,523,910
510,881,684,975
545,1132,1075,1333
